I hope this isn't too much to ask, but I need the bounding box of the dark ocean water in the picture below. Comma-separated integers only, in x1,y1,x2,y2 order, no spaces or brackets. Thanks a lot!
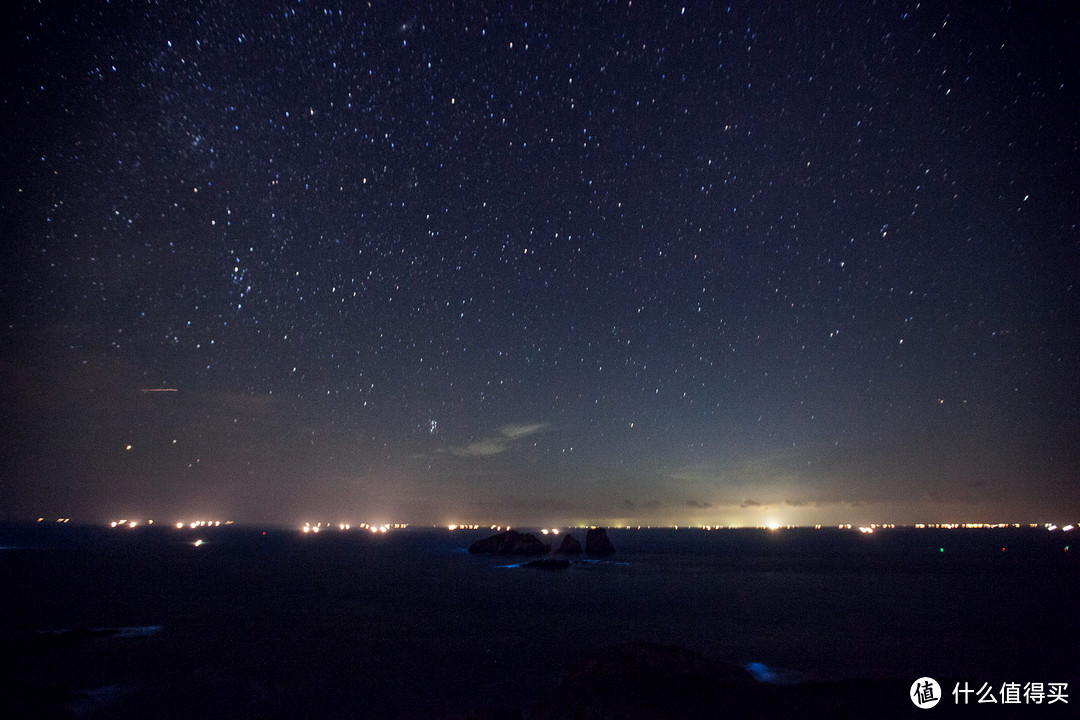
2,523,1077,718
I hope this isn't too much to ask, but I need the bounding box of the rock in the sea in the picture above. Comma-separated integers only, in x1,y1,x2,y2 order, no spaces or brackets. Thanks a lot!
584,527,615,556
468,529,551,555
554,534,583,554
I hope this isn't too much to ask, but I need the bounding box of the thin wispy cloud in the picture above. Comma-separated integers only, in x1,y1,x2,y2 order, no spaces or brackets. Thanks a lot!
448,422,549,457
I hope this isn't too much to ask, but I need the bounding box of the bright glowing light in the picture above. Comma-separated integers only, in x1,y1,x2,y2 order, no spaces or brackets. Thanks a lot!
193,539,203,547
540,529,549,535
551,528,560,534
1063,525,1074,532
128,521,138,529
111,521,118,527
766,522,780,531
448,524,458,531
176,522,184,529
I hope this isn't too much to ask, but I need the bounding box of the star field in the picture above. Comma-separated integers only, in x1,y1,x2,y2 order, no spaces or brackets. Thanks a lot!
2,1,1078,525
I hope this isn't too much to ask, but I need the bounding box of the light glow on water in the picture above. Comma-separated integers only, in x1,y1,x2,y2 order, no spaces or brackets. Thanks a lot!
745,662,778,683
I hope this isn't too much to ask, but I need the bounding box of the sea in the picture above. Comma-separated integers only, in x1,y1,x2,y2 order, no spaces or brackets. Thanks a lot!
2,522,1077,718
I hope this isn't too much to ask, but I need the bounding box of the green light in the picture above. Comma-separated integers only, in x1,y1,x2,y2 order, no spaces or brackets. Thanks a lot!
939,547,944,553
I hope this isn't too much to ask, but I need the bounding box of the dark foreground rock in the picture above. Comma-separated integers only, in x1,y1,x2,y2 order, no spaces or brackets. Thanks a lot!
531,642,759,720
528,642,959,720
468,529,550,555
584,527,615,555
554,534,583,554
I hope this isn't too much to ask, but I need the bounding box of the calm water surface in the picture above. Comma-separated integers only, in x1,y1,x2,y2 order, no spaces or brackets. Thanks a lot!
3,524,1076,718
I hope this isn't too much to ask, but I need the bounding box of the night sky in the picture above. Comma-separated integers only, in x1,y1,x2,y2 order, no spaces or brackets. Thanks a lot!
2,1,1078,527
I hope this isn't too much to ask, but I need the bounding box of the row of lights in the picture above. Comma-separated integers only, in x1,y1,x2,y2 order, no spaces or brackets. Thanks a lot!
37,518,1080,532
107,519,234,529
109,519,153,528
912,523,1075,531
176,520,231,528
301,522,408,534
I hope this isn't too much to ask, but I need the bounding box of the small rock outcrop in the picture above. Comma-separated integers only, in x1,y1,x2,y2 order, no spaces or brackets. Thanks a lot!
468,529,551,555
584,527,615,556
555,534,583,554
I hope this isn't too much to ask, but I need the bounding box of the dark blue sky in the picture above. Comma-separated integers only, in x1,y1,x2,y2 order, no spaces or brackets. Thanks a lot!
2,1,1078,526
